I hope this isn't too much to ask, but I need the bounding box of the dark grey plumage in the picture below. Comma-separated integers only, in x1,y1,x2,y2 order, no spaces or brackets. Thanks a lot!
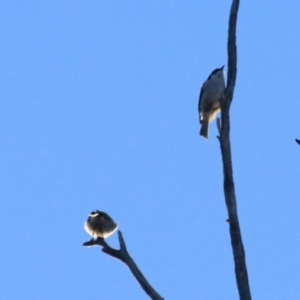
84,210,118,239
198,66,225,139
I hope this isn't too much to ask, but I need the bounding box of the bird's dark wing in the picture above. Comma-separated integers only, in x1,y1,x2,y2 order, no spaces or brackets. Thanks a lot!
296,139,300,146
198,87,204,113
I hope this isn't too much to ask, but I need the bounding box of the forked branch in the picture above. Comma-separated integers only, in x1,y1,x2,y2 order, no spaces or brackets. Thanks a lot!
83,231,164,300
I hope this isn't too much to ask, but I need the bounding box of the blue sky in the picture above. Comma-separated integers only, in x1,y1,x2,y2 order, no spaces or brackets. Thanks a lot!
1,1,300,299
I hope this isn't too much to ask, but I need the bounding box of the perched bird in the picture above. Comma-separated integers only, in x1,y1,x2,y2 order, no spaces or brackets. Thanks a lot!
198,66,225,139
84,210,118,239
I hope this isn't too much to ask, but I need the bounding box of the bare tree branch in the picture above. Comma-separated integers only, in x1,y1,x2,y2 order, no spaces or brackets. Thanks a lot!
219,0,252,299
83,230,164,300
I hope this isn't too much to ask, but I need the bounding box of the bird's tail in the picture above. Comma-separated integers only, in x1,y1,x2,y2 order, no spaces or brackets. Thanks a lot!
200,119,209,139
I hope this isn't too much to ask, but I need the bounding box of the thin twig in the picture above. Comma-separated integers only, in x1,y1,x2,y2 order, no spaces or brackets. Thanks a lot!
219,0,252,299
83,230,164,300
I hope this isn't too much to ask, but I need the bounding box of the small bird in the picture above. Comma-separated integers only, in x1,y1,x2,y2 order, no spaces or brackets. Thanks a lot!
198,66,225,139
296,139,300,146
84,210,118,239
